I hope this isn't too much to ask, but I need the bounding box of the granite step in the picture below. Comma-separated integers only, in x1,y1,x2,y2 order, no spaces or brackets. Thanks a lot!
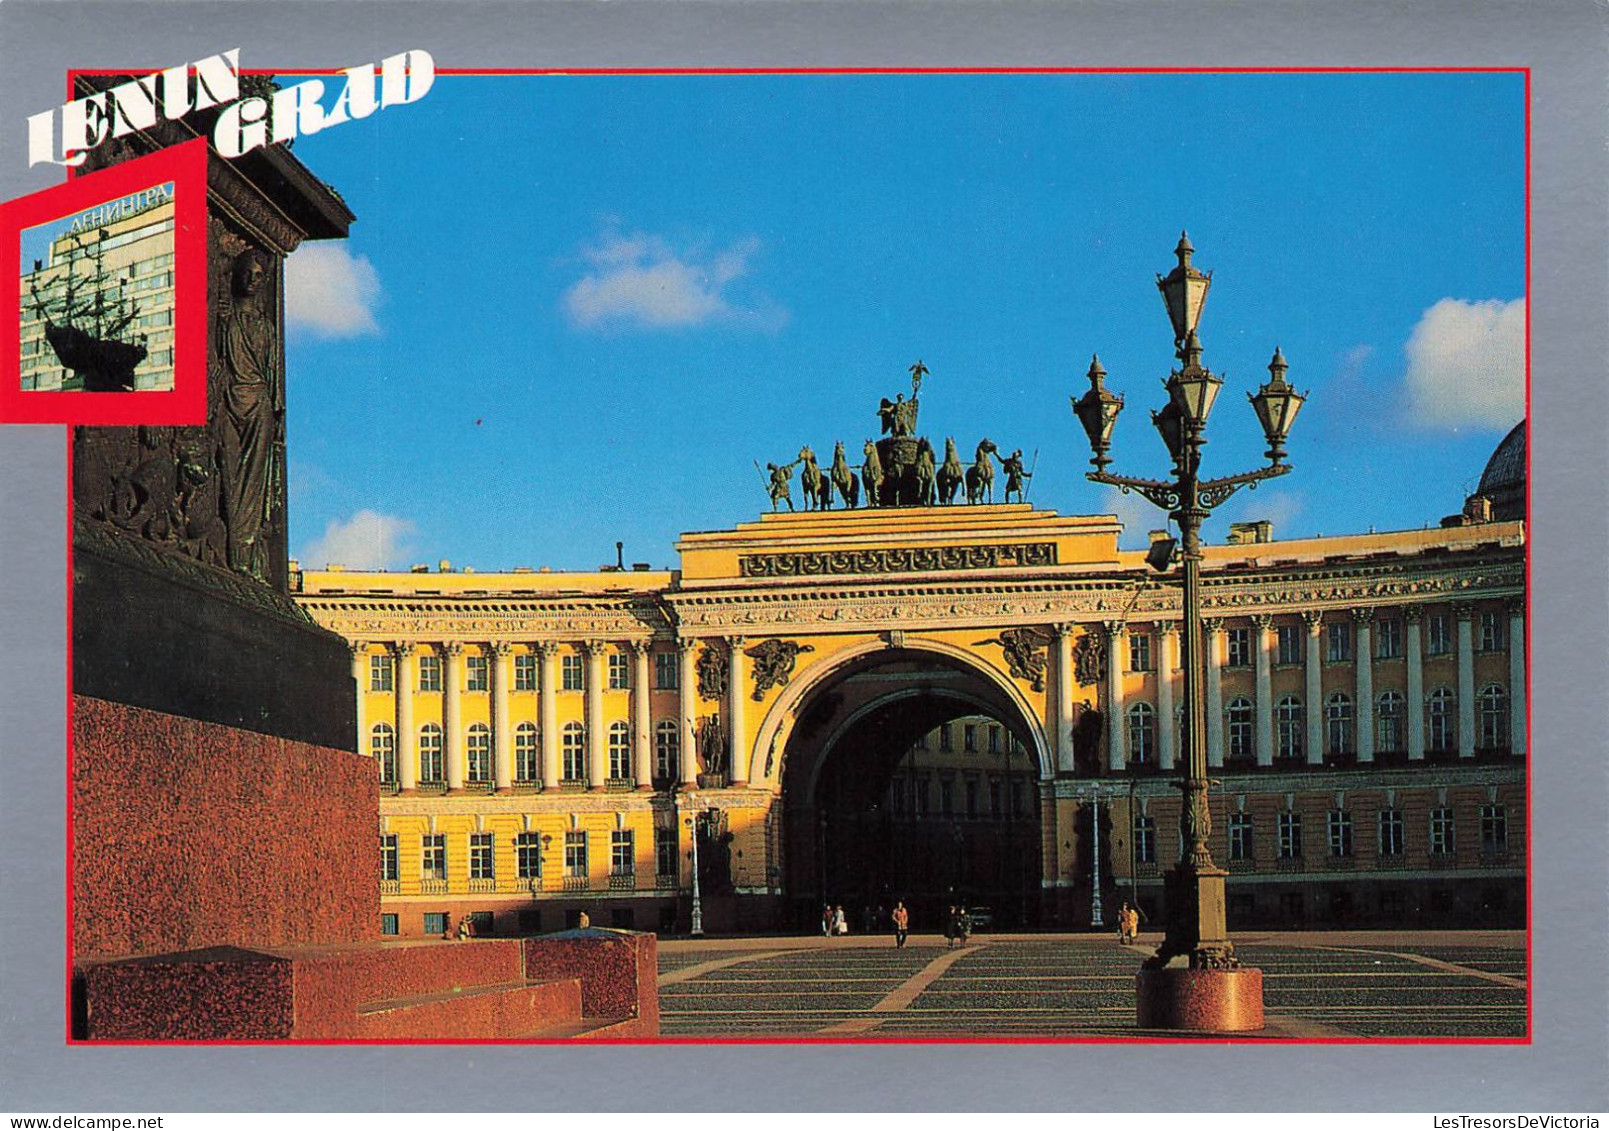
353,976,583,1040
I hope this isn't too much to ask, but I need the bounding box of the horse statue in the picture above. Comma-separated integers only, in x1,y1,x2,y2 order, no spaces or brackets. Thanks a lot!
861,440,885,507
914,437,937,506
965,438,999,504
798,446,825,511
830,441,859,508
937,437,965,504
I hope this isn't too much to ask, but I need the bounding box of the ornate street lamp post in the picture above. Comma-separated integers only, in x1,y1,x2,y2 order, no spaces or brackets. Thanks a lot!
686,811,706,937
1072,233,1306,1030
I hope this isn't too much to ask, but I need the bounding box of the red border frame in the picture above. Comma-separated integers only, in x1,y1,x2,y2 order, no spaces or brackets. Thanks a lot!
51,66,1532,1049
0,138,207,426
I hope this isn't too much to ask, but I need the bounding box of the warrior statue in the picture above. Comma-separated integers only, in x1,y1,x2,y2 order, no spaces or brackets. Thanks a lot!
765,458,801,512
1000,448,1032,503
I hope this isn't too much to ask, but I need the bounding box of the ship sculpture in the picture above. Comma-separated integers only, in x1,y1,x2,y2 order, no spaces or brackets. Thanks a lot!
28,226,149,392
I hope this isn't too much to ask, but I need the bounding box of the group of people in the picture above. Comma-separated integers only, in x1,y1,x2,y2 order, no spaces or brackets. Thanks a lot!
944,906,974,949
817,900,915,948
1117,901,1143,944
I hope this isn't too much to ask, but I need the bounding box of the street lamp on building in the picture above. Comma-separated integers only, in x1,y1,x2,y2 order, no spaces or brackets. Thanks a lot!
1074,785,1107,928
1072,232,1305,1031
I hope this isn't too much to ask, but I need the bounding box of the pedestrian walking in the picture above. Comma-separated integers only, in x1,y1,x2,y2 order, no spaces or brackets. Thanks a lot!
833,904,849,935
956,906,973,946
892,901,910,948
945,905,960,949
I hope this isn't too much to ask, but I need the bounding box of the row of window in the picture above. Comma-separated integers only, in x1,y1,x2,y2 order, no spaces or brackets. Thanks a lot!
1123,684,1513,763
888,773,1032,819
368,649,681,693
380,829,678,882
1126,610,1514,673
911,721,1027,756
1130,805,1510,864
370,719,681,784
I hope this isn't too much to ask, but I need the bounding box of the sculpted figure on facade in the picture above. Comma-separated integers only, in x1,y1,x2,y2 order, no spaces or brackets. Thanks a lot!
212,248,283,579
696,643,729,701
983,627,1049,693
744,639,816,701
1073,630,1106,686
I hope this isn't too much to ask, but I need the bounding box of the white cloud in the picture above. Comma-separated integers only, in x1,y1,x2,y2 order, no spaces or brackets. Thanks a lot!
562,231,780,330
1404,297,1525,429
299,510,416,570
285,243,382,338
1098,484,1170,550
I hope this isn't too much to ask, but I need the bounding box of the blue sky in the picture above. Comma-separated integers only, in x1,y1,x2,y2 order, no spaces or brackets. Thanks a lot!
281,72,1525,572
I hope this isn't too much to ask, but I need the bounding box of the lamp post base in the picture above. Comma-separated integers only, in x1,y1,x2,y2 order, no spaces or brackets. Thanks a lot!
1135,966,1265,1032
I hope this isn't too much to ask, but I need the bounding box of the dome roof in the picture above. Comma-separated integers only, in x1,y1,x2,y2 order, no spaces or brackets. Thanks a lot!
1475,421,1526,521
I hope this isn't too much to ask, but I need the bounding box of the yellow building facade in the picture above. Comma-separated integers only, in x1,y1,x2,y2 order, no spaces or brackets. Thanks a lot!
295,448,1526,937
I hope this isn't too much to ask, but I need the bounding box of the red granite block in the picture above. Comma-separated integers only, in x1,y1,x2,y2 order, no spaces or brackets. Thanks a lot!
289,940,526,1038
72,696,376,962
356,977,583,1040
1134,966,1266,1032
80,947,296,1040
521,929,659,1036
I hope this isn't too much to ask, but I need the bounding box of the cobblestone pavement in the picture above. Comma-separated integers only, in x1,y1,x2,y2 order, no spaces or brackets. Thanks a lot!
656,931,1527,1040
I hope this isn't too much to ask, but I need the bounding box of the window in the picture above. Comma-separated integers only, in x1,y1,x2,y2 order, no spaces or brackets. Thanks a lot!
939,778,954,816
1378,809,1405,856
1479,610,1506,652
1129,632,1153,672
424,912,448,936
1226,697,1255,762
1427,613,1451,656
1478,684,1510,750
654,720,679,781
608,722,632,781
418,653,442,692
1327,810,1354,857
1277,812,1303,859
466,724,492,782
380,914,398,936
915,730,929,751
655,827,677,876
561,653,584,691
1429,807,1456,856
1480,805,1508,855
1127,703,1156,765
380,834,399,882
1326,621,1353,663
564,831,588,878
655,651,678,690
608,651,630,690
470,833,494,880
1229,813,1253,862
1375,618,1402,660
965,778,979,818
1325,693,1353,757
562,722,586,782
610,830,635,876
1427,687,1456,751
466,653,489,692
418,724,444,783
989,779,1002,817
514,652,537,691
915,776,930,817
1226,626,1251,667
1375,692,1404,754
988,725,1001,754
1276,624,1302,666
939,724,953,752
514,722,540,783
371,723,397,784
1011,780,1027,816
422,834,446,880
516,832,542,880
1276,696,1304,760
964,724,977,753
369,652,394,692
1134,815,1156,864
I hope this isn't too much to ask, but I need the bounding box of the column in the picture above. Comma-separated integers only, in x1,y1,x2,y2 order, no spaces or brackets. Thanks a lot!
1507,598,1526,756
1455,602,1476,758
1405,608,1425,760
678,640,700,785
1054,624,1076,775
1252,614,1274,767
631,641,653,789
1155,622,1177,772
728,637,749,784
349,642,368,759
537,642,560,788
394,642,417,790
1204,618,1224,769
490,642,512,790
584,642,606,789
1303,611,1324,765
1354,610,1374,763
442,642,465,788
1104,621,1126,771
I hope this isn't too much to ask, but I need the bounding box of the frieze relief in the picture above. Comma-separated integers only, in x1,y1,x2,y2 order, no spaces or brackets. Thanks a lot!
738,542,1058,578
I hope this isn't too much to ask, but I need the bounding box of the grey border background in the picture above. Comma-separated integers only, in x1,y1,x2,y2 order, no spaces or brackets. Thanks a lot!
1,1,1603,1113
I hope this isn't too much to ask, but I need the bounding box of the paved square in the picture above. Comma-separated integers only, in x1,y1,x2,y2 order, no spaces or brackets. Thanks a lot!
657,930,1526,1039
